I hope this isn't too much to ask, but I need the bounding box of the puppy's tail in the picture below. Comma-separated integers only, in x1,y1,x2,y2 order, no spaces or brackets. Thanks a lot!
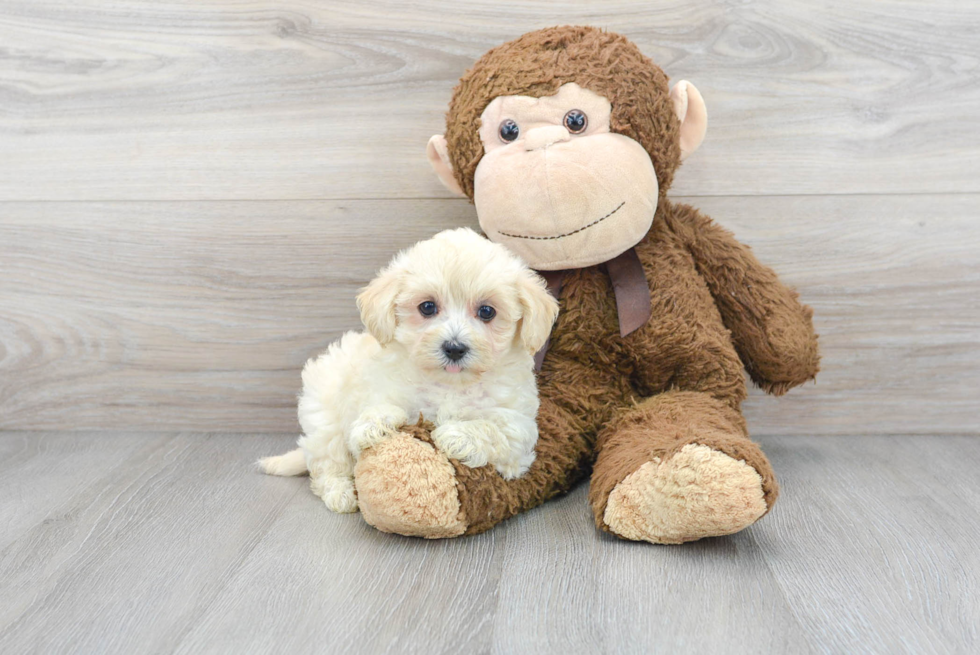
257,447,307,476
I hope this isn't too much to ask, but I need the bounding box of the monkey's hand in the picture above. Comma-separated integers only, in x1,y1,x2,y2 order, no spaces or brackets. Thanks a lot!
671,203,820,395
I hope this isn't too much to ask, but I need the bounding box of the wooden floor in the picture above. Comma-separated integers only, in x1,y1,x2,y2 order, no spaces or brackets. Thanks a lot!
0,432,977,654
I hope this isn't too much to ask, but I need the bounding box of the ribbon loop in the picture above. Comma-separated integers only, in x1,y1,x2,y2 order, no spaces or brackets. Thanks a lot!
532,247,652,371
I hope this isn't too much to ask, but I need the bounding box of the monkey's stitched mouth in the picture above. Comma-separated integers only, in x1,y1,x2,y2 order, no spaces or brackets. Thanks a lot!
496,201,625,241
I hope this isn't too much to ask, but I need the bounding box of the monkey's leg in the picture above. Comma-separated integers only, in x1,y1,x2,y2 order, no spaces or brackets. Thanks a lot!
589,390,777,544
354,395,596,538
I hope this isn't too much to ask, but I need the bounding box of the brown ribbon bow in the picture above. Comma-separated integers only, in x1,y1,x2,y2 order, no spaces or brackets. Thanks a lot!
533,247,652,370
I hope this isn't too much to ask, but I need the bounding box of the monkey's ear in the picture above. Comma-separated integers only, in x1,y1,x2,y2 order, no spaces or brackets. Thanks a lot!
670,81,707,160
426,135,466,196
356,265,402,345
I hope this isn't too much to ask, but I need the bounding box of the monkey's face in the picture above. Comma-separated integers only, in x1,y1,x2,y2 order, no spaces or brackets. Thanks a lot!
472,83,658,270
428,74,707,271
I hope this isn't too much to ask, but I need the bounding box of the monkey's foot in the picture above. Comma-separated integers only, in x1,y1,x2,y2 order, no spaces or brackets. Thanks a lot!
354,432,466,539
602,444,768,545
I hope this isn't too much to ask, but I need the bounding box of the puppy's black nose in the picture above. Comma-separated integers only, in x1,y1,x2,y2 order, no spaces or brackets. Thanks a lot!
442,341,469,362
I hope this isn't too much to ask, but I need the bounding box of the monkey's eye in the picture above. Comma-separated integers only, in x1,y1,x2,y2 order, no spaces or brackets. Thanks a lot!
498,119,520,143
418,301,438,317
563,109,588,134
477,305,496,322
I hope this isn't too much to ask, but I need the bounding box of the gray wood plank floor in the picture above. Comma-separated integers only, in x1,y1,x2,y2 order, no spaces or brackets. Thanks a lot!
1,432,977,654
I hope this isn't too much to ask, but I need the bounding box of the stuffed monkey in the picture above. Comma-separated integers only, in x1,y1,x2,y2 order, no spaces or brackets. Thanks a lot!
353,26,819,544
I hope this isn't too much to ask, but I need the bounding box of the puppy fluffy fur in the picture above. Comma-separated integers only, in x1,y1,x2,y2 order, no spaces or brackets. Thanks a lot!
259,228,559,513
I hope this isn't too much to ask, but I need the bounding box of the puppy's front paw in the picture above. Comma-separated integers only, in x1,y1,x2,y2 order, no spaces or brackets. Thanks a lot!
493,450,536,480
431,423,490,469
348,406,409,457
310,474,358,513
349,421,398,457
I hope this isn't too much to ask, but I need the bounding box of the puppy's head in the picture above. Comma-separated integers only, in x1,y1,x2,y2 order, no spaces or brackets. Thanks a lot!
357,227,559,377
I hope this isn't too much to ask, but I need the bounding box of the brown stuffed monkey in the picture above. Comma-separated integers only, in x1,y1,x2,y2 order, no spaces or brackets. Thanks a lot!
353,26,819,544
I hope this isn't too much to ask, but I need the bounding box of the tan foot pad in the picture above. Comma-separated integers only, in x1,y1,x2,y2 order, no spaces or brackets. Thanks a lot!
603,443,767,544
354,433,466,539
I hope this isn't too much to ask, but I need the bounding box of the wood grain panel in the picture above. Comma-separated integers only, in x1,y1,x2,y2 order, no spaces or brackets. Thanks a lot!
0,199,476,431
175,477,500,655
0,431,149,551
0,1,977,200
1,195,977,434
761,436,980,653
1,432,977,653
0,432,303,653
490,489,812,654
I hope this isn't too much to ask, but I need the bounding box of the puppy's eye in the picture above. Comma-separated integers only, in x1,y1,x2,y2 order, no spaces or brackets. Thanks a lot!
418,301,438,317
563,109,588,134
498,119,520,143
477,305,496,322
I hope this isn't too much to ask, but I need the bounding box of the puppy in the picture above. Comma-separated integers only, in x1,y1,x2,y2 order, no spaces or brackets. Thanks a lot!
259,228,559,513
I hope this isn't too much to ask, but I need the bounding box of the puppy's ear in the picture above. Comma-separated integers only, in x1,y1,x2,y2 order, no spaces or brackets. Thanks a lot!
356,264,402,345
517,270,560,355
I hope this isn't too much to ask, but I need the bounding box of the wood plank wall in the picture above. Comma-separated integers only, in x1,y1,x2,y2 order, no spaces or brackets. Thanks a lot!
1,1,978,434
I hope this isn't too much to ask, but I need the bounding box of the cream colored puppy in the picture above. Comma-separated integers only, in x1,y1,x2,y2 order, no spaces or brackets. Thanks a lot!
259,228,559,513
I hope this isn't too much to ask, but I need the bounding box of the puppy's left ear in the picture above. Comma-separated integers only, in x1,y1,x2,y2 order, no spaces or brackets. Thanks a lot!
517,270,560,355
356,264,402,345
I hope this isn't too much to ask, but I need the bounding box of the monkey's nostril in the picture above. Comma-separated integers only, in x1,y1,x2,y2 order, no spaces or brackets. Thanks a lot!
442,341,469,362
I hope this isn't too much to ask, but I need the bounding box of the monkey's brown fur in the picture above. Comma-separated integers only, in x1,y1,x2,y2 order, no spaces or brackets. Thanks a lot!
357,26,819,541
449,197,817,536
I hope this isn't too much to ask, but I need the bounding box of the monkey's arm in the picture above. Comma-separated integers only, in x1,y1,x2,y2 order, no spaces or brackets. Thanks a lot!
669,203,820,395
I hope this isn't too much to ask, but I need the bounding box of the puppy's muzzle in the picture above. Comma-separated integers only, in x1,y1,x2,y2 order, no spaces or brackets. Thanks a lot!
441,341,469,362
